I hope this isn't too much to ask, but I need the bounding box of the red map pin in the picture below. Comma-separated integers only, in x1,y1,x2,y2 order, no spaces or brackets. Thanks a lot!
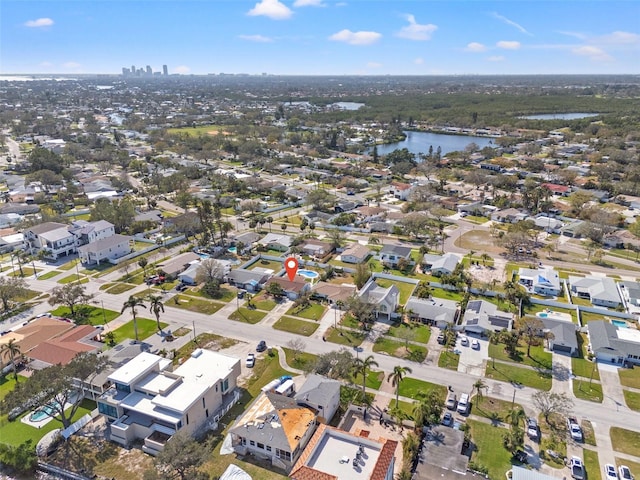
285,257,299,281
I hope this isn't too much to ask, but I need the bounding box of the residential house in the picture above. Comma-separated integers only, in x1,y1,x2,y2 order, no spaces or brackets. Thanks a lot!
568,276,622,308
0,231,24,254
229,392,318,471
405,297,458,328
226,269,271,292
528,214,564,233
232,231,262,252
300,239,334,259
588,320,640,365
560,220,585,238
620,281,640,314
358,279,400,320
69,220,116,246
511,466,560,480
259,233,293,252
158,252,201,278
98,349,241,454
541,318,578,356
462,300,514,335
518,267,562,296
265,275,310,300
177,261,202,285
541,183,571,196
491,208,528,224
379,244,412,268
134,210,164,224
412,425,468,480
341,243,372,264
289,424,397,480
78,234,133,265
335,200,358,213
26,325,102,369
421,253,460,276
353,206,387,223
311,282,356,305
294,374,341,424
389,181,413,200
24,222,76,260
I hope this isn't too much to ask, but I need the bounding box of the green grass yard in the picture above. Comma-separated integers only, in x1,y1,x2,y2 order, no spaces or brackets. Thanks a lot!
485,363,552,391
229,308,267,324
372,337,427,362
37,270,63,280
110,318,166,344
438,351,460,370
273,316,319,336
583,448,600,480
386,322,431,344
610,427,640,457
251,295,278,311
488,343,553,370
352,370,384,391
282,348,317,371
624,390,640,411
619,367,640,389
572,332,600,381
50,306,120,325
397,377,446,401
467,419,513,480
325,327,365,347
171,295,225,315
105,283,136,294
572,379,603,403
286,303,326,320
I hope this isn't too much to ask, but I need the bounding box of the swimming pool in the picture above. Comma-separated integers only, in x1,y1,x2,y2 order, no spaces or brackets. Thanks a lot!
228,246,237,254
29,402,60,422
612,320,629,329
298,269,319,279
538,313,548,318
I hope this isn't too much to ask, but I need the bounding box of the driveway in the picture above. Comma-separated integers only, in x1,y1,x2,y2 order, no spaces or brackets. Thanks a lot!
457,336,488,377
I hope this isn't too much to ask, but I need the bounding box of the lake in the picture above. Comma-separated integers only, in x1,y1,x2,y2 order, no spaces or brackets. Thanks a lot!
330,102,365,110
520,113,599,120
372,130,495,157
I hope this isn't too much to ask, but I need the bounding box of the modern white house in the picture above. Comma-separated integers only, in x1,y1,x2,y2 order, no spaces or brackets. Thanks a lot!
569,276,622,308
389,181,414,200
358,279,400,320
518,267,562,296
78,234,133,265
24,222,77,260
588,320,640,366
98,349,241,455
69,220,116,246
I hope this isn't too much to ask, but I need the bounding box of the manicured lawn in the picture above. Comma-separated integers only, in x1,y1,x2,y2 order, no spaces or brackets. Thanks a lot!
286,303,326,320
325,327,365,347
373,278,415,305
580,311,607,324
50,306,120,326
110,318,166,344
431,288,464,302
187,286,237,302
615,458,640,480
58,261,78,271
105,283,136,294
0,377,17,402
57,274,88,284
340,312,360,329
470,396,524,423
488,343,552,370
485,363,552,391
8,267,42,277
438,351,460,370
623,389,640,411
467,419,513,480
610,427,640,457
37,270,63,280
397,377,446,401
171,295,225,315
0,399,96,447
394,400,414,419
282,348,318,371
373,337,427,362
229,308,267,324
572,379,603,403
246,350,293,398
619,367,640,389
273,316,319,336
572,332,600,380
352,370,384,391
247,259,282,272
251,295,277,311
386,322,431,344
583,448,600,480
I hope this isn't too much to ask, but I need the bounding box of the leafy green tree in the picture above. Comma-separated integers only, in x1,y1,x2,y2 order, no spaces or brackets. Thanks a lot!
353,262,371,289
0,277,27,311
121,295,147,342
345,295,376,331
48,283,93,319
388,365,412,408
144,431,210,480
472,378,487,406
1,339,22,381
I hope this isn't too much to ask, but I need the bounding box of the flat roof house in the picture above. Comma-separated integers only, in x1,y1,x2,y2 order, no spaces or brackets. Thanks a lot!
290,424,397,480
98,349,240,455
588,320,640,366
405,297,458,328
462,300,513,335
518,267,562,297
569,276,622,308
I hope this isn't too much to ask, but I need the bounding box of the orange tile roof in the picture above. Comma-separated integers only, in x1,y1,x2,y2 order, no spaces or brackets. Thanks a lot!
370,439,398,480
0,318,74,354
289,466,337,480
26,324,99,366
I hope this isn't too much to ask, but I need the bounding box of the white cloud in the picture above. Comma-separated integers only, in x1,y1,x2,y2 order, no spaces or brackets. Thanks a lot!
329,29,381,45
497,40,521,50
557,30,587,41
63,62,80,69
367,62,382,68
238,34,274,43
396,14,437,41
488,55,505,62
174,65,191,74
465,42,487,52
572,46,613,62
293,0,325,6
25,17,54,28
597,31,640,45
247,0,292,20
414,57,424,65
491,12,531,36
39,61,53,67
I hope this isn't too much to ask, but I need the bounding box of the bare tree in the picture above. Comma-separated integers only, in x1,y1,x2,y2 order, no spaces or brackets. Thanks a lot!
195,258,225,284
286,338,307,361
532,391,573,423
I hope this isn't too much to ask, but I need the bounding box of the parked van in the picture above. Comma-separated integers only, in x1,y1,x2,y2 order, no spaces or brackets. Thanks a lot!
457,393,469,414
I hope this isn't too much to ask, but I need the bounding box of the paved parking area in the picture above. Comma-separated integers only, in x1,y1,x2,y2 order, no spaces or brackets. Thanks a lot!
456,335,488,376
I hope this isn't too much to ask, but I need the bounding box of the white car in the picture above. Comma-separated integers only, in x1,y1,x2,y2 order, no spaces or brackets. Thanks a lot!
605,464,619,480
245,353,256,368
460,336,469,346
471,338,480,349
619,465,633,480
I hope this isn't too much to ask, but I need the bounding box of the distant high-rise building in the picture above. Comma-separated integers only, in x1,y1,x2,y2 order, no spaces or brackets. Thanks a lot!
131,65,135,74
122,67,130,76
146,65,152,75
163,64,168,76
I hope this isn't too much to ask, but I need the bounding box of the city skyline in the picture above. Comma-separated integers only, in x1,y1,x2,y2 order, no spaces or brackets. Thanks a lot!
2,0,639,76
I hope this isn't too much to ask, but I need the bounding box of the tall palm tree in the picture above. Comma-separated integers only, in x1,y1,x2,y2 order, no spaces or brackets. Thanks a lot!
138,257,149,280
1,339,22,381
508,407,526,428
121,295,147,343
472,378,487,406
148,295,165,333
354,355,379,398
388,365,412,408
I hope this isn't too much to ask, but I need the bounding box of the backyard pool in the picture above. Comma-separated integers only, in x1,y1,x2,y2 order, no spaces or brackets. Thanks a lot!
227,246,237,254
30,401,60,422
298,269,319,279
612,319,629,329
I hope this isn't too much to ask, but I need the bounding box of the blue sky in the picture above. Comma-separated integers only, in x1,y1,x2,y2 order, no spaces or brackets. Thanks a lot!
2,1,639,75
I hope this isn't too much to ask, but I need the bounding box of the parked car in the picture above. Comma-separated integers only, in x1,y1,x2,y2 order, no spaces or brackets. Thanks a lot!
460,336,469,347
618,465,633,480
605,464,619,480
513,450,528,464
437,334,446,344
441,412,453,426
471,338,480,349
256,340,267,352
527,418,538,440
175,283,188,292
445,393,457,410
246,353,255,368
35,312,52,318
567,416,583,442
570,456,585,480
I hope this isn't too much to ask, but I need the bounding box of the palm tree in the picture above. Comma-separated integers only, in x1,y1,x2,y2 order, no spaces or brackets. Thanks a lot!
388,365,412,408
412,399,430,431
368,235,380,245
121,295,147,343
472,378,487,406
148,295,165,333
1,339,22,381
138,257,149,280
354,355,379,398
508,407,526,428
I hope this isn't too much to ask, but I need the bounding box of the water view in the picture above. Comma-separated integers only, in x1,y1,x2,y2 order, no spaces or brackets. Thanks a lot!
520,113,600,120
331,102,365,110
372,130,495,157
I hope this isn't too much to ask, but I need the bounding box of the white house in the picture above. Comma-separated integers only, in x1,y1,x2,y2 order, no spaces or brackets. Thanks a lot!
421,253,460,276
379,244,412,268
78,234,133,265
24,222,76,260
259,233,293,252
569,276,622,308
518,267,562,296
462,300,513,335
358,279,400,320
340,243,372,264
588,320,640,366
389,181,414,200
177,261,202,285
405,297,458,328
98,349,241,455
69,220,116,246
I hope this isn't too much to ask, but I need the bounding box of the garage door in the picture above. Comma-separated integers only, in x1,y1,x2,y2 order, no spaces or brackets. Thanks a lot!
554,345,572,353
